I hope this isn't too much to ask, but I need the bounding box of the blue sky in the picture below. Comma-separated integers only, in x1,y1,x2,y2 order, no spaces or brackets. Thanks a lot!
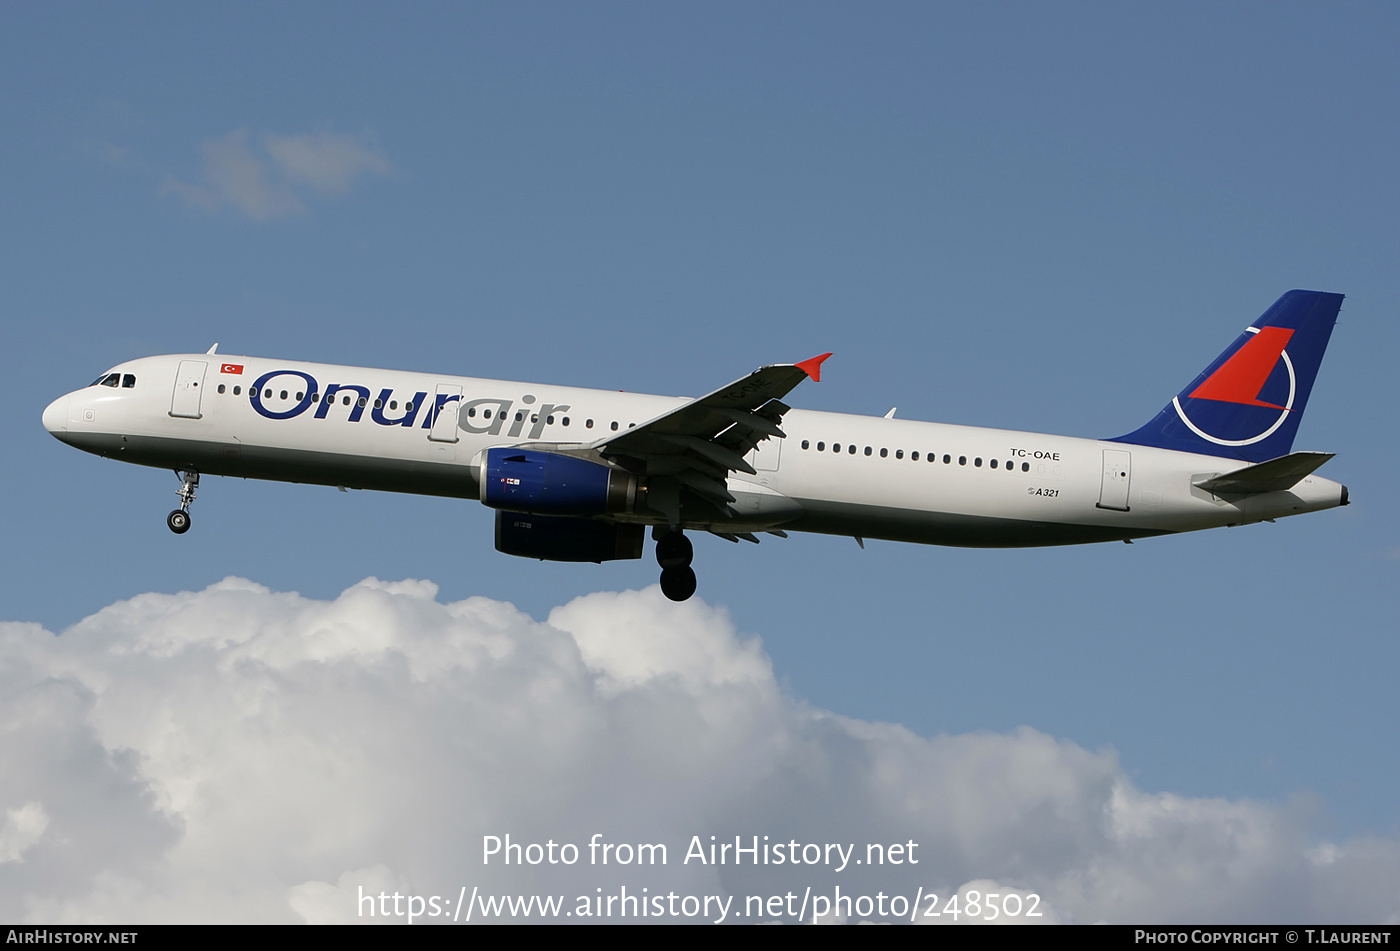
2,3,1398,922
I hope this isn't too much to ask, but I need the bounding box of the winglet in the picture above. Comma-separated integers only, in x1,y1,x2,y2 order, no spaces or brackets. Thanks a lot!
795,352,833,382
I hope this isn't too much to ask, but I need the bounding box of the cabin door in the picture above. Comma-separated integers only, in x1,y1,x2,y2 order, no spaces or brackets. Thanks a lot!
1097,449,1132,511
170,361,208,419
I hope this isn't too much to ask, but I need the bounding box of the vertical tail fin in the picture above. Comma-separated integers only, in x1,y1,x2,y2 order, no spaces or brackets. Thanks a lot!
1110,290,1343,462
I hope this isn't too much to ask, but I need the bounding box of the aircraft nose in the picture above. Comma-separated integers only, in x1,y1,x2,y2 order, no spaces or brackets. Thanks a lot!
42,395,69,435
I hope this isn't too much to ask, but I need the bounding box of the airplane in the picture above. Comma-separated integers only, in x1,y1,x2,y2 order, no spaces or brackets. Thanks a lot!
41,290,1348,602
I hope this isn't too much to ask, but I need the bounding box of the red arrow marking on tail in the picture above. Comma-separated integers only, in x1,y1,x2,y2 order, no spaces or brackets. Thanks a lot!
1189,327,1293,409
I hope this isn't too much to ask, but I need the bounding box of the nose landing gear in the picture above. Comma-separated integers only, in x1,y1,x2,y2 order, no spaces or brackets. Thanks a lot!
167,469,199,534
656,530,696,602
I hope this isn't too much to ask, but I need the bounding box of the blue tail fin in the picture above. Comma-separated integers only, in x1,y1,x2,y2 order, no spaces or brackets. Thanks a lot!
1110,290,1343,462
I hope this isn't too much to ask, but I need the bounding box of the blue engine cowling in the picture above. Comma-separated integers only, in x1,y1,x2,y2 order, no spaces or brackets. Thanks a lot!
479,448,637,515
495,511,644,562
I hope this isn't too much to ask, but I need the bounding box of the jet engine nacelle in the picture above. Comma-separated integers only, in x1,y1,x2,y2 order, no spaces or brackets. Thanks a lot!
495,511,644,563
479,447,637,516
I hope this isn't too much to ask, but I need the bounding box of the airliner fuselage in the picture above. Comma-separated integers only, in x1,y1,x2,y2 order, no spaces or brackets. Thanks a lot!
41,290,1350,600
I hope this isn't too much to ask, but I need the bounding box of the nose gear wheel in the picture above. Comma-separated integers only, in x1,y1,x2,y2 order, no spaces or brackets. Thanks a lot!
167,469,199,534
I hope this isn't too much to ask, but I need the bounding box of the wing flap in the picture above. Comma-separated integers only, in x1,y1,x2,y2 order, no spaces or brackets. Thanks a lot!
674,468,737,504
713,406,786,439
653,434,758,475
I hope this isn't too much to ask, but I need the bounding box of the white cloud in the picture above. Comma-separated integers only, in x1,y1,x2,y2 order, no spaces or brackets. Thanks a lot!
1,578,1397,924
264,132,392,195
0,803,49,864
163,129,389,220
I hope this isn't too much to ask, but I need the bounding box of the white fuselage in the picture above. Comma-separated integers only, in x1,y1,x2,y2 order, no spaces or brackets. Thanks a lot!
42,353,1346,548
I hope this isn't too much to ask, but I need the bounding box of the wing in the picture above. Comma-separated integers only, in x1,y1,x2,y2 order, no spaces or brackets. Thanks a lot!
590,353,830,524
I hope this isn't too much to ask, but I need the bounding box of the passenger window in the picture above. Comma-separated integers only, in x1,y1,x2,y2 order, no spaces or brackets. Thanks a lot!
848,445,856,454
358,397,367,407
218,384,226,394
895,449,902,459
880,448,888,458
122,374,136,388
802,440,810,449
974,457,982,467
959,456,966,466
374,399,383,409
911,451,918,460
547,415,554,425
265,389,273,399
234,386,241,396
817,441,825,451
406,402,415,412
280,390,288,400
864,446,872,456
944,454,951,464
611,421,619,431
563,417,570,426
342,396,350,405
390,401,398,410
990,459,998,469
833,443,840,452
586,419,594,429
1022,462,1030,472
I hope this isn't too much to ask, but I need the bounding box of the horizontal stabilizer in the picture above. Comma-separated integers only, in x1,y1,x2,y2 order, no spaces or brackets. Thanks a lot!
1194,451,1335,494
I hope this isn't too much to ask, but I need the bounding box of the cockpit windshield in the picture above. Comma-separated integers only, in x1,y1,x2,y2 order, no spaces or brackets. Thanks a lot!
89,372,136,388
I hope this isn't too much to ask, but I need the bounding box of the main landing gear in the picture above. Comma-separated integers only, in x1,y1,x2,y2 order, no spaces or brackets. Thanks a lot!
656,530,696,602
167,469,199,534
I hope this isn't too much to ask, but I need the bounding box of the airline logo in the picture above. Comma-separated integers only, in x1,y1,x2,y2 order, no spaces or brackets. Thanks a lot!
244,367,571,440
221,364,244,375
1188,327,1293,409
1172,326,1296,446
